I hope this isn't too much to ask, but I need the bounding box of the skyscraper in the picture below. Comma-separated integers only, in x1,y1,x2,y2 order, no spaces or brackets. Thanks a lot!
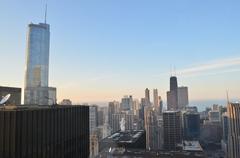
170,76,178,91
183,111,200,140
144,106,163,150
177,86,189,109
153,89,159,108
163,111,182,150
121,95,133,111
227,102,240,158
167,76,178,110
24,21,56,105
145,88,150,106
108,101,120,132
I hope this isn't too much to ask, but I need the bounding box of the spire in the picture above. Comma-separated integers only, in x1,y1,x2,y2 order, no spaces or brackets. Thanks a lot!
226,90,230,104
44,3,47,23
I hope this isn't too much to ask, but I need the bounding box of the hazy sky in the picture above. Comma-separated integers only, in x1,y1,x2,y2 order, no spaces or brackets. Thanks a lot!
0,0,240,105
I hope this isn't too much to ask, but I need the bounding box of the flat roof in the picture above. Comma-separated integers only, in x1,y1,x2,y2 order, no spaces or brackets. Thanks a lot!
102,130,145,144
183,141,203,151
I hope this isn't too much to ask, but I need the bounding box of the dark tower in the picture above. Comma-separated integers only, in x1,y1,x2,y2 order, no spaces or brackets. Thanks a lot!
170,76,178,91
167,76,178,110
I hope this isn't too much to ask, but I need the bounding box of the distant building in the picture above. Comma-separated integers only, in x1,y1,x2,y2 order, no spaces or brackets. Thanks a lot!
163,111,182,150
159,96,163,115
108,101,120,132
24,22,56,105
112,112,134,133
144,106,163,150
97,109,104,126
167,90,178,110
99,130,146,152
0,105,89,158
153,89,159,108
132,99,140,116
145,88,150,106
167,76,178,110
0,86,21,105
208,110,221,123
200,121,222,144
90,105,98,134
221,112,228,155
227,102,240,158
121,95,133,111
177,86,189,109
183,111,200,140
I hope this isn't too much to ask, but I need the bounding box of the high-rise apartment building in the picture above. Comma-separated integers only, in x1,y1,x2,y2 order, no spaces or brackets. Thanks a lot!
163,111,182,150
24,22,56,105
227,102,240,158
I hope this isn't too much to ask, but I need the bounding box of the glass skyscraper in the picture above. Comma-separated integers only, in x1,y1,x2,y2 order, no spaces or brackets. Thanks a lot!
24,22,56,105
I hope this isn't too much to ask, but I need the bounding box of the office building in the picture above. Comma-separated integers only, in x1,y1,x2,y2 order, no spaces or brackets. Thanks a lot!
159,96,163,114
121,95,133,111
227,102,240,158
90,105,98,134
0,86,21,105
0,105,89,158
221,112,228,155
111,112,134,133
145,88,151,106
177,86,189,109
163,111,182,150
108,101,120,132
183,111,200,140
208,110,221,123
167,76,178,110
144,106,163,150
24,22,56,105
132,99,140,116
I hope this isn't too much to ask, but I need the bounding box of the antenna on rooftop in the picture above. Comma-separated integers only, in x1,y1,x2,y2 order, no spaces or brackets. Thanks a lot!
44,3,47,23
173,66,176,76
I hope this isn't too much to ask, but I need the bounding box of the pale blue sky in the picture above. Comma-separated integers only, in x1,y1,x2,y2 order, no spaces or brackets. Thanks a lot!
0,0,240,105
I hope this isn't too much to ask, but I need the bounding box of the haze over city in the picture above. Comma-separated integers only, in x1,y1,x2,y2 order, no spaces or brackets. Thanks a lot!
0,0,240,107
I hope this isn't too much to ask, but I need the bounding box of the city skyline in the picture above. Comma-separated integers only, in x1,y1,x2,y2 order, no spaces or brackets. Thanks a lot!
0,1,240,105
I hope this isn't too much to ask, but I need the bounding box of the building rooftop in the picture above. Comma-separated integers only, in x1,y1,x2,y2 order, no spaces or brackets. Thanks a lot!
183,141,203,151
0,104,88,111
102,130,145,144
97,149,206,158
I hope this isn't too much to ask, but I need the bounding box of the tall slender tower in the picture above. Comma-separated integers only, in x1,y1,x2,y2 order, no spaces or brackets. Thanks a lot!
153,89,159,108
145,88,150,106
24,7,56,105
